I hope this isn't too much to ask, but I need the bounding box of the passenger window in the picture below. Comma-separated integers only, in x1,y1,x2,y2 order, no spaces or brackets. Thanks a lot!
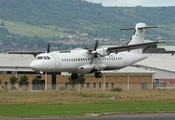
47,56,50,59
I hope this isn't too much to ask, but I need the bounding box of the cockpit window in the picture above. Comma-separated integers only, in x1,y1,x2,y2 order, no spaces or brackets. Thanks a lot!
44,56,48,60
37,56,43,60
36,56,50,60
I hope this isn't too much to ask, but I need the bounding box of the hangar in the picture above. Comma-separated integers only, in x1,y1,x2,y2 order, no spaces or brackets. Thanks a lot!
133,53,175,89
0,54,155,91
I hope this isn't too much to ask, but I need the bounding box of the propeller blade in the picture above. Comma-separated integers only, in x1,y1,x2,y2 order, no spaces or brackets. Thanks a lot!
90,40,99,64
47,43,50,53
94,40,98,51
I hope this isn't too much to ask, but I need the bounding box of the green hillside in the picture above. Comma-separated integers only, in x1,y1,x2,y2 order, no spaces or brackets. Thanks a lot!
0,0,175,39
0,19,71,37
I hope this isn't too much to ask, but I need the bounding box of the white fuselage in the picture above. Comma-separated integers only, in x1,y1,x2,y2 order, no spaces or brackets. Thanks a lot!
30,49,147,74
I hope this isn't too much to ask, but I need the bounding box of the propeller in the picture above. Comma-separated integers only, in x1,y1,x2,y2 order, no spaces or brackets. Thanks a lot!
91,40,98,55
94,40,98,51
47,43,50,53
93,40,98,57
90,40,99,64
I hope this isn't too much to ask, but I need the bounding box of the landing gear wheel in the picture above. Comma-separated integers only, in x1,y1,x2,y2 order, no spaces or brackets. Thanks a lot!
37,74,42,79
71,73,78,80
95,72,102,78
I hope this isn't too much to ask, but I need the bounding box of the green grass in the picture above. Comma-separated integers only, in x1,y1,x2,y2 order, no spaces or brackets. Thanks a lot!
0,19,71,37
0,90,175,118
0,102,174,118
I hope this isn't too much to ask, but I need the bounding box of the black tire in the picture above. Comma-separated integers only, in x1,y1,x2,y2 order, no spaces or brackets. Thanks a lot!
95,72,102,78
98,72,102,78
71,73,78,80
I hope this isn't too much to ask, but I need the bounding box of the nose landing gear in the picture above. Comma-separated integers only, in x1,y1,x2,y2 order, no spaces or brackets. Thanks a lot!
36,74,42,79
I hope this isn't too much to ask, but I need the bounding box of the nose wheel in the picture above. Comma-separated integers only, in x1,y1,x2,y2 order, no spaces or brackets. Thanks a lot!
95,71,102,78
36,74,42,79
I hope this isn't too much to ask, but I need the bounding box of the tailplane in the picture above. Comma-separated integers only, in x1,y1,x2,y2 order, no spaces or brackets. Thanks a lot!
120,23,159,53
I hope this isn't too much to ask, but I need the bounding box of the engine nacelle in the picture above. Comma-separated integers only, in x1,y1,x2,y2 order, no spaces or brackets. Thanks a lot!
78,65,94,74
96,48,110,57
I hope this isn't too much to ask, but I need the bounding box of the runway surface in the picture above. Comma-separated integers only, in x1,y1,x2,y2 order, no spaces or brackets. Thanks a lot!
0,113,175,120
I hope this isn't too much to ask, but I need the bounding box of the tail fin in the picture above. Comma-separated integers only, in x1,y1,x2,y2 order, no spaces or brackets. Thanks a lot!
120,23,159,53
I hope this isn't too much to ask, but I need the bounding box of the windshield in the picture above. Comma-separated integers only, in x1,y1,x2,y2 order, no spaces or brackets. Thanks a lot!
35,56,50,60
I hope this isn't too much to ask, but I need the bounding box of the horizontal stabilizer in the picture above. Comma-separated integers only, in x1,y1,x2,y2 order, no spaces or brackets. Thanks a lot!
120,25,160,31
120,28,135,30
137,26,160,29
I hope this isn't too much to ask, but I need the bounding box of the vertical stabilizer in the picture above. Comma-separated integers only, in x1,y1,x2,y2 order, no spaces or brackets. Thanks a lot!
127,23,146,45
120,23,159,53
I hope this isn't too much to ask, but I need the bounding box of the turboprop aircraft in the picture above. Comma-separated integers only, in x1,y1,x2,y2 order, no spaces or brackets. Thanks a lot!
9,23,162,79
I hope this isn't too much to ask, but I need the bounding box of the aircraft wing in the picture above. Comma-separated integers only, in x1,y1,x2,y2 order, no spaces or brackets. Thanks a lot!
107,41,163,53
94,41,163,57
8,51,44,57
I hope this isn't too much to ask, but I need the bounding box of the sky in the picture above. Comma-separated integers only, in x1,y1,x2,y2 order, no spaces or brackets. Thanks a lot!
86,0,175,7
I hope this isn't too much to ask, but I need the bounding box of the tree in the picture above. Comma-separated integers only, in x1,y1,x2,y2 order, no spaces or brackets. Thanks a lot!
19,74,29,91
0,22,4,26
68,74,86,91
0,79,1,90
9,76,18,90
32,76,41,91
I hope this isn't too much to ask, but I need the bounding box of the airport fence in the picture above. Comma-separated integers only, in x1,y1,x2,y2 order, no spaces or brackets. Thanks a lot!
1,83,175,92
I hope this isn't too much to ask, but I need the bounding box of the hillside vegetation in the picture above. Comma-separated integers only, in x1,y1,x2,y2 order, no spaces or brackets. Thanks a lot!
0,0,175,40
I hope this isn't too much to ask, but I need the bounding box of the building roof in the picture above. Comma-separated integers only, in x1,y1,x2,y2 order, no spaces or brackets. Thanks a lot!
135,54,175,72
102,66,155,75
0,53,173,73
0,54,34,71
157,46,175,51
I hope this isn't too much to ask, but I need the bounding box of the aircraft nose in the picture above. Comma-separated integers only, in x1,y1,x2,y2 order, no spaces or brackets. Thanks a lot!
30,61,38,71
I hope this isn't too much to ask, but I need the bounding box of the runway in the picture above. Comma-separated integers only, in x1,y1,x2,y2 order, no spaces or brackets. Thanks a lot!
0,113,175,120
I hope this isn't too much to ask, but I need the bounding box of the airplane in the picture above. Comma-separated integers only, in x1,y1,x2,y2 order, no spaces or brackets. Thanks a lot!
9,23,163,79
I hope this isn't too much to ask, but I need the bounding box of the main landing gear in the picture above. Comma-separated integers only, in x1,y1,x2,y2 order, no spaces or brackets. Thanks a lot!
95,71,102,78
71,72,102,79
71,73,78,80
